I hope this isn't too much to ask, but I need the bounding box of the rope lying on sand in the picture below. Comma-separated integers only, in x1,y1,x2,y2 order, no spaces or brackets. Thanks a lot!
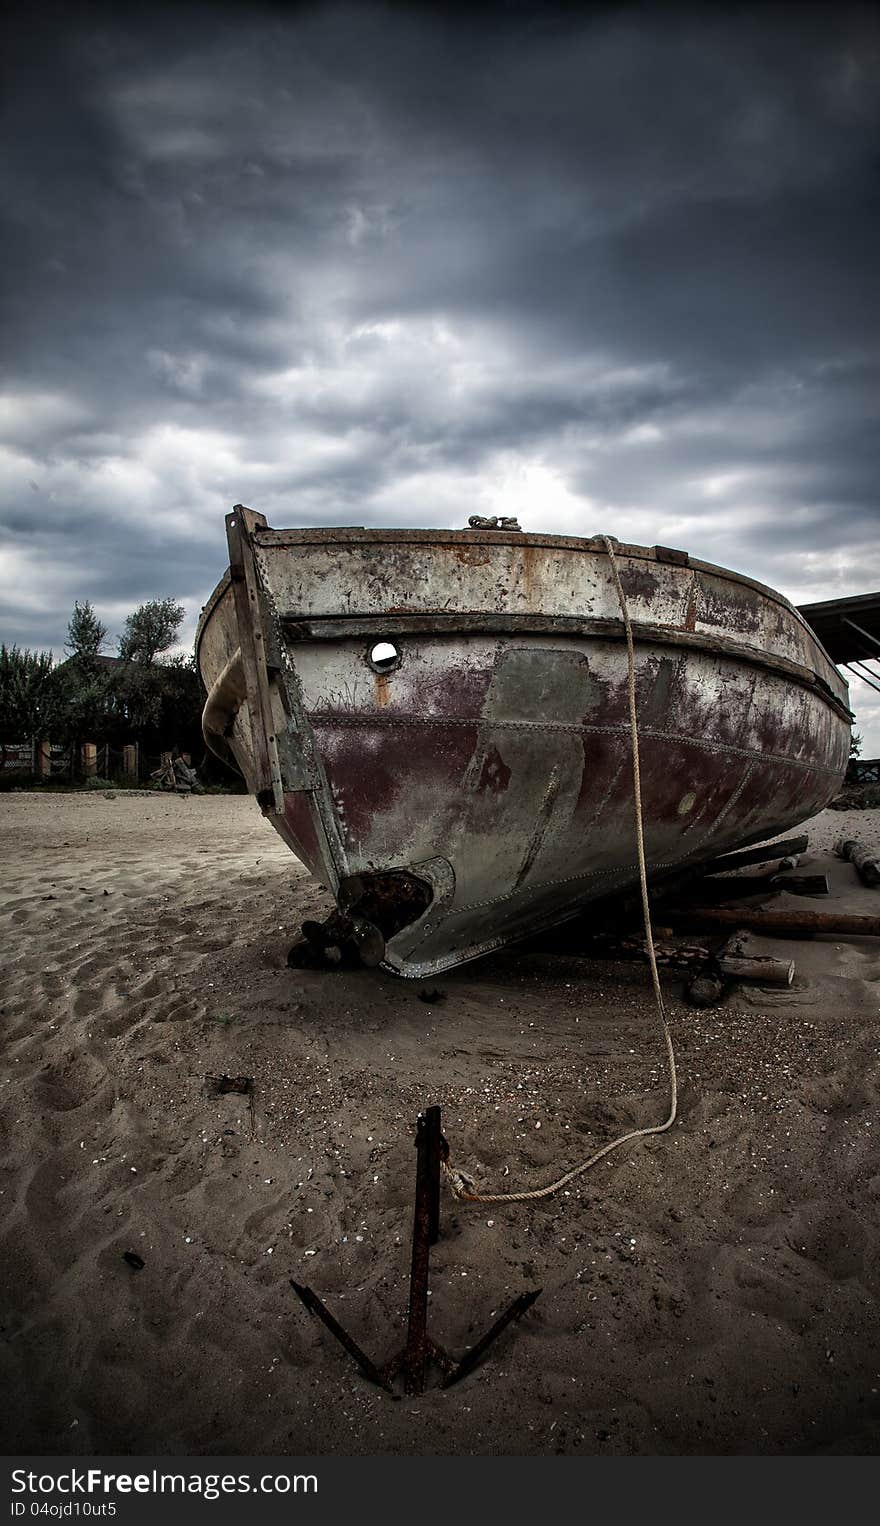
442,535,679,1206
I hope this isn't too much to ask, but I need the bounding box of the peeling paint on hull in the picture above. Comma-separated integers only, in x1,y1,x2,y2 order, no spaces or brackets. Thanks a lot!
197,515,851,977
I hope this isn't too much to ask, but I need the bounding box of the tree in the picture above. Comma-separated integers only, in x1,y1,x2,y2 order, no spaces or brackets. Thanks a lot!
0,645,63,769
850,730,862,759
65,601,107,663
53,662,114,748
112,600,202,759
155,654,204,752
118,598,185,665
57,600,114,746
2,595,204,782
110,653,203,750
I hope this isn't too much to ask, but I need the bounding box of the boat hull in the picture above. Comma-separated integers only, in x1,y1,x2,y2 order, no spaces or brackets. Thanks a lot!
197,514,851,976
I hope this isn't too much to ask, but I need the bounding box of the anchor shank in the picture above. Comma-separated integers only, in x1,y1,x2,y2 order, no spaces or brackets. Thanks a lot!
403,1106,442,1394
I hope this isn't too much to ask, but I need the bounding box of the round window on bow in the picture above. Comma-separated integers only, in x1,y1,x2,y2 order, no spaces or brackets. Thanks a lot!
367,640,401,674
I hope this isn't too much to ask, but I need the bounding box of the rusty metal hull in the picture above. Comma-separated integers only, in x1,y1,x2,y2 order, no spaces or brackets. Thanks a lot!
196,512,851,977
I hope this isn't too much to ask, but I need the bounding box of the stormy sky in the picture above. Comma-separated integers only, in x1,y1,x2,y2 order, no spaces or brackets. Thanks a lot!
2,1,878,747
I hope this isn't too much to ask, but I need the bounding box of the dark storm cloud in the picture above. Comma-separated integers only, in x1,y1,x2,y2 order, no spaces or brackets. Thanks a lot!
1,1,878,738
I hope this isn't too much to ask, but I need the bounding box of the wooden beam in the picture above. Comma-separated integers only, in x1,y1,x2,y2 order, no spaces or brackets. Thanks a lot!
666,905,880,939
700,835,809,875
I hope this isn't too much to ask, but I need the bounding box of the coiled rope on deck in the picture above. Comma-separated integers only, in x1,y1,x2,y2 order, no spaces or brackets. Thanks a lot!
442,535,678,1205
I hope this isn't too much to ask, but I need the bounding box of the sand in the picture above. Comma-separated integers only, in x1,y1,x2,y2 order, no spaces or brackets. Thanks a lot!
1,790,879,1456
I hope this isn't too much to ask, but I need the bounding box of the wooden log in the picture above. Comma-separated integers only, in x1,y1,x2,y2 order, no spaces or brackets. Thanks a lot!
666,905,880,939
692,930,795,991
716,953,795,986
701,835,809,875
835,838,880,888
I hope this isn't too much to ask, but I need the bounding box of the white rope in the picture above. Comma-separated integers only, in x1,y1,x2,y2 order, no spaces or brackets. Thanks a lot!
443,535,678,1205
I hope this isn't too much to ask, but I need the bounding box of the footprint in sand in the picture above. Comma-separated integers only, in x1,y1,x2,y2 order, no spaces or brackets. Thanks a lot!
34,1053,111,1113
799,1073,872,1118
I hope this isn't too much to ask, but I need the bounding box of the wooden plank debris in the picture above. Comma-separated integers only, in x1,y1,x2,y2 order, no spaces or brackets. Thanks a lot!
700,835,809,875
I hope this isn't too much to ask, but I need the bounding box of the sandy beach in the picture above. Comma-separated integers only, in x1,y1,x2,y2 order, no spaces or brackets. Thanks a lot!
1,790,878,1456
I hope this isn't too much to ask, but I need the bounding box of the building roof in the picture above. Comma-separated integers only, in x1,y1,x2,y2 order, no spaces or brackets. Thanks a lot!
798,591,880,665
57,652,122,670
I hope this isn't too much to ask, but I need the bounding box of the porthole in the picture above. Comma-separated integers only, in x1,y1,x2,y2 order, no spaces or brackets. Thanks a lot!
367,639,401,674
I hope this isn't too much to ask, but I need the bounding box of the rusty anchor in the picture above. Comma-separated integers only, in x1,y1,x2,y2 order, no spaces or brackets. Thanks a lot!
291,1106,541,1395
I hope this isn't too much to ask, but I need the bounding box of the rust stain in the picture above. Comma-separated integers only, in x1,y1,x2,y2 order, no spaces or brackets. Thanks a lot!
701,585,761,634
619,566,659,599
375,673,390,708
477,745,511,793
452,543,493,567
520,544,539,610
683,574,699,632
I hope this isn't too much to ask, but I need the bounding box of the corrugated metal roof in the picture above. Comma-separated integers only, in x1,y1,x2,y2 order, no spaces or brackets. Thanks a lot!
798,591,880,665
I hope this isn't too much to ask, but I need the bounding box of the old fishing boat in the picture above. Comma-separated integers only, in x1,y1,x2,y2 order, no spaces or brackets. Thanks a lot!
196,507,850,977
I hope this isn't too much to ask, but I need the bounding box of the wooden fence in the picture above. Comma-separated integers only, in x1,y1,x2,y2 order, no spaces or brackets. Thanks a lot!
1,740,141,782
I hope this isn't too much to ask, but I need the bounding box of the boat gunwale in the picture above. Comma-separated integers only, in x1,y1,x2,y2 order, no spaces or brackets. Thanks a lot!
248,524,809,621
